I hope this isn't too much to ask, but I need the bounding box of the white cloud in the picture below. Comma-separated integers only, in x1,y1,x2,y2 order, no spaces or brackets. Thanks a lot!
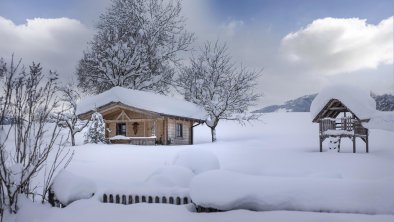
220,20,244,37
0,16,93,81
280,17,393,75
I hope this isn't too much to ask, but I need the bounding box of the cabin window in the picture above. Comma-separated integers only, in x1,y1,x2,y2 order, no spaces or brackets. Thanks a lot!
116,123,126,136
176,123,183,137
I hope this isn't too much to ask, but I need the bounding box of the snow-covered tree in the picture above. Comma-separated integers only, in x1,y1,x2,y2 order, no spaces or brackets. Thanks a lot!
177,41,261,142
0,57,73,215
58,83,89,146
77,0,194,95
85,112,106,144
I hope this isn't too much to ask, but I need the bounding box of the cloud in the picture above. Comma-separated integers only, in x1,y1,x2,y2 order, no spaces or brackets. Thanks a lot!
220,20,244,37
0,16,93,81
280,17,393,75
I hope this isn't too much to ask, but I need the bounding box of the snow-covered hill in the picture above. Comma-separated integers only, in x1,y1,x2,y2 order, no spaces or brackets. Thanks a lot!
254,94,394,113
7,112,394,222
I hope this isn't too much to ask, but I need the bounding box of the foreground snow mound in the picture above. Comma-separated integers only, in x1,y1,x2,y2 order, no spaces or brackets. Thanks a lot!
190,170,394,214
310,85,376,120
172,150,220,174
52,170,96,205
146,166,194,188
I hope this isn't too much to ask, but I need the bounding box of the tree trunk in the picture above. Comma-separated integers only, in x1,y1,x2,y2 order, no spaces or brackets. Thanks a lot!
71,132,76,146
210,127,217,142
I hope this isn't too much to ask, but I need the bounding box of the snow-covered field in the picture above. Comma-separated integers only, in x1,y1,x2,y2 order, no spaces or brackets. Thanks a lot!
10,113,394,222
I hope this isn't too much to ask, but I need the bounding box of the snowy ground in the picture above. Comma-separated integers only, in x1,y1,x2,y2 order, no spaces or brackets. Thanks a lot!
8,113,394,222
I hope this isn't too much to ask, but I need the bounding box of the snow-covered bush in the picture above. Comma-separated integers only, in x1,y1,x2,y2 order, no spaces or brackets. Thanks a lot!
0,58,73,214
84,112,106,144
146,166,194,188
51,170,96,206
172,150,220,174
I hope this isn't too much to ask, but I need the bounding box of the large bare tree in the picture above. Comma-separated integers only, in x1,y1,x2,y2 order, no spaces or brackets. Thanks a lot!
177,41,262,142
77,0,194,95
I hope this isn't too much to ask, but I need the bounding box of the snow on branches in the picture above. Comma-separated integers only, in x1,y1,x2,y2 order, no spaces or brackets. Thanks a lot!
177,41,261,142
77,0,194,95
84,112,106,144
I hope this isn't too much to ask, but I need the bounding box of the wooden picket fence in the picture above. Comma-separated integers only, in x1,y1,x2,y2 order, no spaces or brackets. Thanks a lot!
101,193,191,205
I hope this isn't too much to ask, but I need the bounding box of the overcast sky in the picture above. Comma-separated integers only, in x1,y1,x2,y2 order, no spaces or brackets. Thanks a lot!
0,0,393,106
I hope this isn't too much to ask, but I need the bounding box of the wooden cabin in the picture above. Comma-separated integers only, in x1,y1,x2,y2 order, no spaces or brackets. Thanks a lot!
312,99,369,153
77,87,205,145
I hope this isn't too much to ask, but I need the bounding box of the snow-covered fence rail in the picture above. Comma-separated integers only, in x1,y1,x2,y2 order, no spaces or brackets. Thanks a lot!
101,193,191,205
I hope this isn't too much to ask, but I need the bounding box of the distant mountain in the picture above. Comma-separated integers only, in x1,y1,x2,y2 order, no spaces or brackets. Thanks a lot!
253,94,317,113
373,94,394,111
253,93,394,113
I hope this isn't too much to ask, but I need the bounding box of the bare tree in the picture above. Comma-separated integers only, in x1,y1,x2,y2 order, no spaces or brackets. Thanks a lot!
77,0,194,95
0,57,73,215
177,41,262,142
58,83,89,146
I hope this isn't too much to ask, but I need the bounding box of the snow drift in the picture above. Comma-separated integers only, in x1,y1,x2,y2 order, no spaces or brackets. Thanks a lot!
172,149,220,174
190,170,394,214
146,166,194,188
52,170,96,205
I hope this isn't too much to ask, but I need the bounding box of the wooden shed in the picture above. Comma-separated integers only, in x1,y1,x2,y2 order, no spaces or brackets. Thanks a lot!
310,86,376,153
77,87,205,145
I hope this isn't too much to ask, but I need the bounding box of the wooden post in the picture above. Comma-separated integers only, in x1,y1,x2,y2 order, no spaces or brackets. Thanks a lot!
319,136,323,152
366,136,369,153
353,136,356,153
176,197,181,205
144,121,146,137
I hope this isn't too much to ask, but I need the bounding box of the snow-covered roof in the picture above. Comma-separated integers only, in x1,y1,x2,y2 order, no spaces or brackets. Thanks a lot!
77,87,206,120
310,85,376,121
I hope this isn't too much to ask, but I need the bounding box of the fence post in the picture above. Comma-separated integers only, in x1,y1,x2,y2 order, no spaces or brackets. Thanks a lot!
122,195,126,204
176,197,181,205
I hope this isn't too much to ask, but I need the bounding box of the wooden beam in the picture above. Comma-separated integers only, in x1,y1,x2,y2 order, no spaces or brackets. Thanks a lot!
328,107,348,111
